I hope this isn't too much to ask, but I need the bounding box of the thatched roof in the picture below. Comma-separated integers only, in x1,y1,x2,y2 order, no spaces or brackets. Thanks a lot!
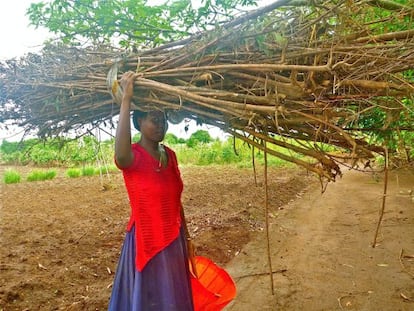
1,0,413,180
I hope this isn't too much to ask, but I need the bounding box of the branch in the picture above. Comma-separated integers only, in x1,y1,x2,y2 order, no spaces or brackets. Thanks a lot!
146,0,293,54
367,0,414,11
355,29,414,43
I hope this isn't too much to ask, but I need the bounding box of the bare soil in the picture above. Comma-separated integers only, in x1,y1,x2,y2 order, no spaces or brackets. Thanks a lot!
1,164,413,310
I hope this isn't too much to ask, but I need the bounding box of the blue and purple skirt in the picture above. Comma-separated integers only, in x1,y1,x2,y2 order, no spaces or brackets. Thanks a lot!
108,226,194,311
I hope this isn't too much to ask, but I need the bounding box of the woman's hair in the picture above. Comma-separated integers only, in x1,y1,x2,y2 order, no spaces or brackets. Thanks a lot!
132,110,148,131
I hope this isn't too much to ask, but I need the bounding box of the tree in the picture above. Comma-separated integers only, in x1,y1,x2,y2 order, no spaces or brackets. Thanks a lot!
187,130,212,147
27,0,258,48
164,133,184,145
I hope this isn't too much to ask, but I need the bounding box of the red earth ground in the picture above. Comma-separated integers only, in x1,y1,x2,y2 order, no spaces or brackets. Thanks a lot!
1,164,413,310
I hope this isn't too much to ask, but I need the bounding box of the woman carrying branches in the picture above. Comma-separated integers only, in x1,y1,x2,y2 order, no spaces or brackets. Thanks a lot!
108,71,195,310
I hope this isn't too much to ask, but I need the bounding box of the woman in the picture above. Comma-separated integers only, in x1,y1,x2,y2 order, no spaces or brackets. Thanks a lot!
108,71,195,310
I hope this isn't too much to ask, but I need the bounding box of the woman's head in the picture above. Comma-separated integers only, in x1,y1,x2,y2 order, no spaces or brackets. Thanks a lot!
132,109,168,142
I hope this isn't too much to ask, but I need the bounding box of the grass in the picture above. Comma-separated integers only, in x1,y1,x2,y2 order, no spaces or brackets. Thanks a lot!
27,169,57,182
2,165,118,183
66,168,81,178
2,139,302,184
3,169,21,184
81,166,95,176
95,165,118,175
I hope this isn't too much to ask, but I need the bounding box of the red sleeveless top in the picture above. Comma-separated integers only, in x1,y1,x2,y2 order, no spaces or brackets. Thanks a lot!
117,143,183,271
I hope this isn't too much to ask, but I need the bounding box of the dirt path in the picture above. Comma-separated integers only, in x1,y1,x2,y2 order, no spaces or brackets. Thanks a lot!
225,167,414,311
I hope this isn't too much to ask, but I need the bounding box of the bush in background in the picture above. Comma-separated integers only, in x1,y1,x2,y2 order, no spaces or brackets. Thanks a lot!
1,130,307,171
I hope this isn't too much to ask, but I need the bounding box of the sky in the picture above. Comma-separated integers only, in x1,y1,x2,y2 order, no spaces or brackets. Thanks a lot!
0,0,271,141
0,0,272,60
0,0,51,60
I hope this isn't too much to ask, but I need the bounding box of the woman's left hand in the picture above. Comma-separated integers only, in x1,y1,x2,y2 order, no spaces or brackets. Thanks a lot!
187,240,198,277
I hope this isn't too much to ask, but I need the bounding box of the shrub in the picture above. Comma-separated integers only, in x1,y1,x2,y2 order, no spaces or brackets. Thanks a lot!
164,133,180,145
3,169,21,184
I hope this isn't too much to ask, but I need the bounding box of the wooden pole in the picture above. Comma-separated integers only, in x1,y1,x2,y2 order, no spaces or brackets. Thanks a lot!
263,140,275,294
372,147,389,248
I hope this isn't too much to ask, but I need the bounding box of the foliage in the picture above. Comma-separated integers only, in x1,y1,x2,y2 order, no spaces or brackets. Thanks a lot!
3,169,21,184
0,133,302,169
27,169,57,182
26,0,257,48
352,97,414,158
174,136,296,167
360,0,413,33
186,130,213,148
0,136,114,166
0,138,39,164
95,164,118,175
164,133,185,145
81,166,96,176
66,168,82,178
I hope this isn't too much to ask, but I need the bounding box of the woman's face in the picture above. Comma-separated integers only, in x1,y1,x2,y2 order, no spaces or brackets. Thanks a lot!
138,111,168,143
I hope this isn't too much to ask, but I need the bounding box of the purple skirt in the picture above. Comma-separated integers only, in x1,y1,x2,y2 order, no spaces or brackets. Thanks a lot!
108,226,194,311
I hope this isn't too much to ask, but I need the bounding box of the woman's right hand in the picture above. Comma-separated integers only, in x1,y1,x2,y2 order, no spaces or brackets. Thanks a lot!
115,71,136,168
119,71,136,103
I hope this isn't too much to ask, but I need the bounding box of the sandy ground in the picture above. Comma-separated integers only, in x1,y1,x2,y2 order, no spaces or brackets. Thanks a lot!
1,164,413,310
226,166,414,311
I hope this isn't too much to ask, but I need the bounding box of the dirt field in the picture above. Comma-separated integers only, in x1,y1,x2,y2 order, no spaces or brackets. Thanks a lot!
1,164,413,310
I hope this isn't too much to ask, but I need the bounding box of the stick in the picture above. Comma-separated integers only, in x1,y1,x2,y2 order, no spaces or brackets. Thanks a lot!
399,248,414,279
252,144,258,187
372,147,389,248
263,140,275,295
234,268,287,280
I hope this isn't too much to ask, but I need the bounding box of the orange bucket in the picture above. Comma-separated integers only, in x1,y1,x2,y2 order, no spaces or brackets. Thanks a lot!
190,256,236,311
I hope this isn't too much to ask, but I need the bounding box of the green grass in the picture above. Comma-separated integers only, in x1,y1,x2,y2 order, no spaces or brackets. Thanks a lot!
1,136,312,184
44,170,57,180
66,168,81,178
27,169,57,182
95,164,118,175
81,166,95,176
3,169,21,184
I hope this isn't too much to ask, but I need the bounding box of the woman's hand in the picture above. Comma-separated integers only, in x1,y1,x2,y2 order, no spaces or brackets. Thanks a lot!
119,71,136,103
187,239,198,278
187,239,196,258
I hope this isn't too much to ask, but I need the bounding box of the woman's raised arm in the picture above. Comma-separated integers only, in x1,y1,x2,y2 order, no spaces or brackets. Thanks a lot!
114,71,136,168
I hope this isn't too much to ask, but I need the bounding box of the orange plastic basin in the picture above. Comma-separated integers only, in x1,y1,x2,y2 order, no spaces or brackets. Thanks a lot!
190,256,236,311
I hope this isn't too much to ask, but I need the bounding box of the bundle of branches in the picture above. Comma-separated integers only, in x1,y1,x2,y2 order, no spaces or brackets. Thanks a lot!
1,0,413,180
